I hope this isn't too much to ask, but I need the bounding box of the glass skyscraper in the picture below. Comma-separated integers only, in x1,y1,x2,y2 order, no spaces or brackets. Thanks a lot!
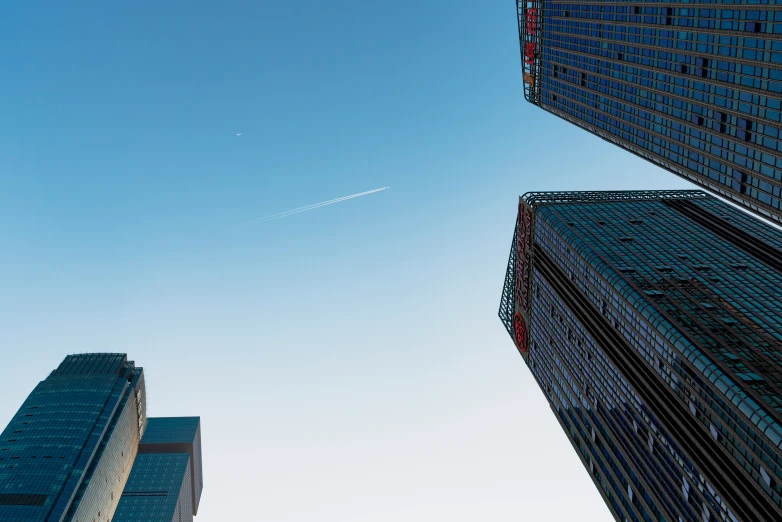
499,190,782,521
114,417,203,522
0,353,146,522
518,1,782,223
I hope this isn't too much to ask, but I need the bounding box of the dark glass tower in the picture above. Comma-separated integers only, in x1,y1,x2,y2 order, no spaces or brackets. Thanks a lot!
114,417,203,522
499,190,782,521
518,1,782,223
0,354,146,522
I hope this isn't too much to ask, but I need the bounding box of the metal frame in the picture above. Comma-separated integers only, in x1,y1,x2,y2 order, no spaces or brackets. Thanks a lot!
522,189,709,207
498,214,518,340
517,0,543,105
499,200,536,359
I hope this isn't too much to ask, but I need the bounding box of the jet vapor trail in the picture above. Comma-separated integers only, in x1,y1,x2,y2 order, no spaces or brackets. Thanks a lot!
243,187,389,225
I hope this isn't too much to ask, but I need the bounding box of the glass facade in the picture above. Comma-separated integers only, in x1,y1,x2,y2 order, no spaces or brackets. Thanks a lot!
499,190,782,521
114,417,203,522
113,454,192,522
0,353,146,522
518,1,782,223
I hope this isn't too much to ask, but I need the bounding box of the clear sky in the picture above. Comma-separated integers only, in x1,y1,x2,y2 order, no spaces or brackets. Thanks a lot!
0,2,694,520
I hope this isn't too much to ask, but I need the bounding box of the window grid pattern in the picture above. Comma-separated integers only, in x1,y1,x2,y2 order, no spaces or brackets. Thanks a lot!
137,417,203,515
0,354,145,522
526,195,782,515
693,196,782,251
113,454,193,522
530,271,729,522
530,2,782,222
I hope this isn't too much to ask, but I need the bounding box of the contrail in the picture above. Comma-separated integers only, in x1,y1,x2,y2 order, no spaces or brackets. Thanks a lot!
247,187,385,223
242,187,390,225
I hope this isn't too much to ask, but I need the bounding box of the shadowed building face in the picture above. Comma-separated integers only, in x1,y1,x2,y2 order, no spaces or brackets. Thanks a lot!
500,190,782,522
0,353,146,522
114,417,203,522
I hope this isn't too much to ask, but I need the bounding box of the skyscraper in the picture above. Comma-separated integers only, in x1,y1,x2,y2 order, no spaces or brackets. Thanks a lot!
114,417,203,522
518,2,782,222
498,190,782,521
0,353,146,522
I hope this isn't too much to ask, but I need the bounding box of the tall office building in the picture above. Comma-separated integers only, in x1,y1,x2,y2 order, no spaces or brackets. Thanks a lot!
518,1,782,222
0,353,146,522
114,417,203,522
498,190,782,521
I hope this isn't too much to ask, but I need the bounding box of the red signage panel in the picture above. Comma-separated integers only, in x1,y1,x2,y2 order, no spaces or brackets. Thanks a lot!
514,198,535,356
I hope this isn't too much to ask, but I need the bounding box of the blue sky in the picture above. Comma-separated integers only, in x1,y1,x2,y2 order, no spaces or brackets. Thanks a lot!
0,2,694,520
